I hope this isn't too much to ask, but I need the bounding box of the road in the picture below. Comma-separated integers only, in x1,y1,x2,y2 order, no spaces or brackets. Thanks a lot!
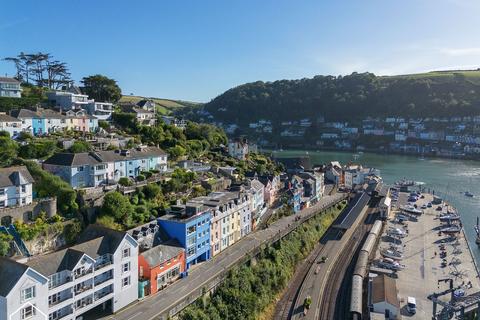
97,193,347,320
290,192,374,320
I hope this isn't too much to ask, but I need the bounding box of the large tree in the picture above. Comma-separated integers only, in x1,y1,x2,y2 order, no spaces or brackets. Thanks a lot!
81,74,122,103
3,52,71,88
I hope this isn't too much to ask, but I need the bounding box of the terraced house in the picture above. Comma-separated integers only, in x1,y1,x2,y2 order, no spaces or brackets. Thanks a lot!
0,113,22,137
0,166,34,209
188,189,252,257
42,147,168,189
0,226,139,320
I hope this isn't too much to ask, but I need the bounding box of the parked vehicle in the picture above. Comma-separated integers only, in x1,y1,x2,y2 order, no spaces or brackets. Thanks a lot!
407,296,417,314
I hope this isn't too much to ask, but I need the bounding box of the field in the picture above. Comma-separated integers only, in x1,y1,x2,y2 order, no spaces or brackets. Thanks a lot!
382,69,480,84
119,95,201,115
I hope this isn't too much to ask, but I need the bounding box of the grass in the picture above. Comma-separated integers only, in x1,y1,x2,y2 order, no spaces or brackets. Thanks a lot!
382,69,480,84
119,95,202,115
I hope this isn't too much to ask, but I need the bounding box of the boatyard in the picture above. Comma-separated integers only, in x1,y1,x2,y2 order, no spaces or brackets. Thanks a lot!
371,190,480,319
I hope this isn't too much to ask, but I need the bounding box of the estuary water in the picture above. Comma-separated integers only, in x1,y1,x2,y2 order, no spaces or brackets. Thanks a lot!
271,150,480,263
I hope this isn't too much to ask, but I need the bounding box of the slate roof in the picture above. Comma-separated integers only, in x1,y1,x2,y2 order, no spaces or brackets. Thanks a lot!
140,239,183,267
0,257,29,296
0,77,20,84
25,225,128,277
43,147,167,166
0,166,34,188
11,108,65,119
0,113,21,122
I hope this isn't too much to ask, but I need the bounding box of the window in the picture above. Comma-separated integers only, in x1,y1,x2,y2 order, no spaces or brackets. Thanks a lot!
78,166,84,172
122,276,131,288
48,293,60,306
0,188,4,195
122,262,130,273
187,246,196,257
21,305,35,319
22,198,26,205
122,248,131,258
21,286,35,302
0,200,4,208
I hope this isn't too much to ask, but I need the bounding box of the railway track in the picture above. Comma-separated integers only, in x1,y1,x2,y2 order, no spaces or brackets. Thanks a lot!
317,225,367,319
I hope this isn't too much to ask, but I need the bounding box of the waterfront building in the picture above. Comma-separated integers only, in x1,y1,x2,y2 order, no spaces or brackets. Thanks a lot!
0,77,22,98
42,147,168,189
0,113,22,137
369,274,400,319
0,225,139,320
299,171,324,203
158,203,211,270
285,176,303,212
0,166,34,209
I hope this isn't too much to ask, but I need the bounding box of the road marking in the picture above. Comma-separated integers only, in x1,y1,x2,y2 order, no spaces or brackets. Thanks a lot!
128,311,144,320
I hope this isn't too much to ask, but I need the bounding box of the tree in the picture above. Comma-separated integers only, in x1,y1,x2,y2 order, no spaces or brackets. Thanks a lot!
69,141,91,153
0,233,12,256
101,192,133,222
81,74,122,102
0,137,18,167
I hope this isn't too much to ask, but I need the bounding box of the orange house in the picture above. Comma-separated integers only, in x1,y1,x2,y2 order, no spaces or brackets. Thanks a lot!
138,239,185,296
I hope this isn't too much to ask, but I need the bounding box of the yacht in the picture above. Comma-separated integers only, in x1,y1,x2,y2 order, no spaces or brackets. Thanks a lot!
381,248,404,260
401,205,423,215
376,258,405,271
439,214,461,222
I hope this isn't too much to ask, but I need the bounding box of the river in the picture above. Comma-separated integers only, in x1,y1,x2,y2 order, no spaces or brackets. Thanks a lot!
271,149,480,263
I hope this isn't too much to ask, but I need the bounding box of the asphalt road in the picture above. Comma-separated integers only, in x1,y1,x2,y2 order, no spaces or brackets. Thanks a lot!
97,193,347,320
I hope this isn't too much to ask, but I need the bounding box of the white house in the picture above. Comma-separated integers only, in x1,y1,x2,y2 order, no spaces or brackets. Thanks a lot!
0,113,22,137
369,275,400,319
0,77,22,98
228,138,249,160
0,166,34,209
0,226,139,320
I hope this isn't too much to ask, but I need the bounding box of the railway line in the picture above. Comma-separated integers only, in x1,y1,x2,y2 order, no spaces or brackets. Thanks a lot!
278,190,379,320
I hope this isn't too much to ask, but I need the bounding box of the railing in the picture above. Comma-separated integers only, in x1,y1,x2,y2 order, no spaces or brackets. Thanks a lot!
94,259,113,271
48,294,73,307
74,268,93,280
94,274,113,287
74,284,93,295
95,289,113,301
49,275,73,290
75,298,93,311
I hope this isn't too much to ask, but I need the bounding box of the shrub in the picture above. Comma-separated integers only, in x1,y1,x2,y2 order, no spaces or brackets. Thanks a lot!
118,177,132,186
136,174,145,181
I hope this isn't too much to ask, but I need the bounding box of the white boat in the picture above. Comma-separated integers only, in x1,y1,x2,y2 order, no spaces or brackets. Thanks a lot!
401,205,423,215
388,228,406,238
439,213,461,222
440,225,462,234
376,258,405,271
381,249,404,260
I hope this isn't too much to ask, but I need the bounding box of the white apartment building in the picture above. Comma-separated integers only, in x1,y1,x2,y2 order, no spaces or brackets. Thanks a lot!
0,226,139,320
0,166,34,209
0,77,22,98
228,138,249,160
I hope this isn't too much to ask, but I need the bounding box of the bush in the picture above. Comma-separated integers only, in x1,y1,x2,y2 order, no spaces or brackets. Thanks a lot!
118,177,132,186
0,233,13,256
136,174,145,181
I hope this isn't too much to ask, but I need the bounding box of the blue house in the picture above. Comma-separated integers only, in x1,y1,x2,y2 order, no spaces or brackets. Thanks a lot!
285,176,303,213
158,203,211,271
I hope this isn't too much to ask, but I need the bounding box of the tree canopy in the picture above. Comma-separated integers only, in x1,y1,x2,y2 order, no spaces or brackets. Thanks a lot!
81,74,122,102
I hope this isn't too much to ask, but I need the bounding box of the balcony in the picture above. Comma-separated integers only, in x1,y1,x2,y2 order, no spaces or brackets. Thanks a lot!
74,268,93,280
49,294,73,308
94,287,113,301
48,275,73,291
94,259,113,272
74,297,93,311
74,284,93,295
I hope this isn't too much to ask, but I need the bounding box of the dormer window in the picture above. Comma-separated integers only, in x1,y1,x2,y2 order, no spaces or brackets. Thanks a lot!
21,285,35,302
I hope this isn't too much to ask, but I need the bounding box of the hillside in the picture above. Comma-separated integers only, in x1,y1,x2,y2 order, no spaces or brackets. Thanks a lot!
201,70,480,125
120,95,201,115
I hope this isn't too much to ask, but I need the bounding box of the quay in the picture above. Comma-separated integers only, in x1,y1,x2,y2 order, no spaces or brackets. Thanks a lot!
96,192,347,320
371,191,480,319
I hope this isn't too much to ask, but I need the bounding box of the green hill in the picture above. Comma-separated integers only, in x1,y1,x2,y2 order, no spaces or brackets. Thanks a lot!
120,95,201,115
202,70,480,124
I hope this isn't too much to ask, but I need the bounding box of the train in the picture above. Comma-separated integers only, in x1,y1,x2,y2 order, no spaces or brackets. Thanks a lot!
350,219,383,320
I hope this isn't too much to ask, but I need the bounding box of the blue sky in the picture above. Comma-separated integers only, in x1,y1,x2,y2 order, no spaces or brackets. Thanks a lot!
1,0,480,102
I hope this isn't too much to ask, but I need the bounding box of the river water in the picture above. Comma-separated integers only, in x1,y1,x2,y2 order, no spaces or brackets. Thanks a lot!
271,150,480,262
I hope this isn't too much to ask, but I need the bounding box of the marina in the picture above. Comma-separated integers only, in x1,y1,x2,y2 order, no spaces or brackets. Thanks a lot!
371,191,480,319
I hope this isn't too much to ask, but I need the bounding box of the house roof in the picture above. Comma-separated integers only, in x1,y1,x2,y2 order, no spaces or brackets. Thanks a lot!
250,179,264,192
0,113,20,122
43,147,167,166
25,225,128,277
0,166,34,188
0,257,29,296
0,77,20,84
11,108,65,119
136,99,154,108
140,239,183,267
371,274,399,307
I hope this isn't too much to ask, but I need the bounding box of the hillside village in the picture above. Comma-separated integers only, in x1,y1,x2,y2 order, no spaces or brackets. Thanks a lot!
0,74,383,320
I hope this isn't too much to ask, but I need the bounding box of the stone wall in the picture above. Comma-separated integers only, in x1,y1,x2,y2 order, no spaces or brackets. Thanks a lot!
0,197,57,225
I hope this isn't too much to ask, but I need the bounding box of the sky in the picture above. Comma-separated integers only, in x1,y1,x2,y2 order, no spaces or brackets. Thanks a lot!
1,0,480,102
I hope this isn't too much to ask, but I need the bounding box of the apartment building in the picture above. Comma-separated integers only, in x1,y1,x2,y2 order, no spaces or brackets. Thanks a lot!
0,226,139,320
0,77,22,98
0,166,34,209
227,138,249,160
47,89,113,121
42,147,168,189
